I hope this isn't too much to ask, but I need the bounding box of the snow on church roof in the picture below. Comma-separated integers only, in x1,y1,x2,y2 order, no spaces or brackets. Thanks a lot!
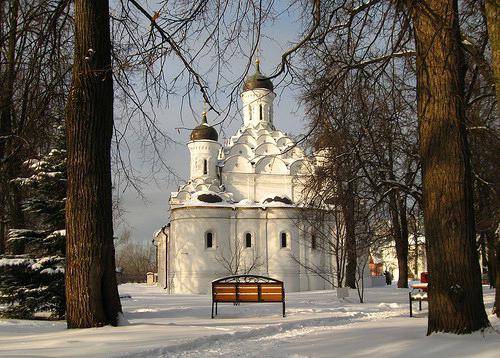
170,121,314,208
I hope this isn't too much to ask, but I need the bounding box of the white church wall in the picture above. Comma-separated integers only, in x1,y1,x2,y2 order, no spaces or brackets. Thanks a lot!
153,230,167,289
228,143,253,157
265,211,301,292
254,156,288,174
187,140,221,179
167,206,336,294
256,134,276,146
254,142,280,156
240,89,276,127
223,155,254,174
221,172,295,203
170,207,233,294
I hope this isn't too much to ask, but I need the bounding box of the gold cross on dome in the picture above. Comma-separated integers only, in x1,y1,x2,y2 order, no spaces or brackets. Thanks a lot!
255,46,262,70
201,98,208,123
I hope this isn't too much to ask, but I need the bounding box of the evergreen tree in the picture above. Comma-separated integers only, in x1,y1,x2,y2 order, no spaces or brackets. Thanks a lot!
0,129,66,319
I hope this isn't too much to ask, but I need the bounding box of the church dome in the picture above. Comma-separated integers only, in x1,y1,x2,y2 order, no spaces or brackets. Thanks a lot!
190,112,218,141
243,60,274,91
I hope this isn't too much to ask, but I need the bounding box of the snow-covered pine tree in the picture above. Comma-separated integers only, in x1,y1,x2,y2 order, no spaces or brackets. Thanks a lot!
0,128,66,319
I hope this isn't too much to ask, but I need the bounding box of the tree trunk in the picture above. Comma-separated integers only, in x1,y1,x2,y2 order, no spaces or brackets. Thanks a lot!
389,192,409,288
343,181,357,289
495,237,500,317
486,231,497,288
484,0,500,318
0,0,20,254
411,0,489,334
485,0,500,105
65,0,121,328
397,196,409,288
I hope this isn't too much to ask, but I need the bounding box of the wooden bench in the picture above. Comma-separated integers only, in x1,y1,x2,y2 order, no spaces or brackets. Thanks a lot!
409,283,428,317
211,275,285,318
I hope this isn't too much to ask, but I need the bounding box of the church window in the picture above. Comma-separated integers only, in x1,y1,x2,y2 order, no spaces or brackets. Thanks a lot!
280,232,287,248
203,159,208,174
311,234,317,250
259,104,263,121
206,232,213,248
245,233,252,248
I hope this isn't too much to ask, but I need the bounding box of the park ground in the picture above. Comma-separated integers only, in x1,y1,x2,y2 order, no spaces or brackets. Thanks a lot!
0,283,499,357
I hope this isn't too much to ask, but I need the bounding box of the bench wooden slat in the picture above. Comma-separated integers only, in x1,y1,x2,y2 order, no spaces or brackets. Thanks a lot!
238,294,259,302
260,294,283,302
261,287,282,293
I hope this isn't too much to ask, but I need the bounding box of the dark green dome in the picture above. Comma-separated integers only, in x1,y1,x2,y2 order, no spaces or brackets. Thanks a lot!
243,61,274,91
190,113,218,141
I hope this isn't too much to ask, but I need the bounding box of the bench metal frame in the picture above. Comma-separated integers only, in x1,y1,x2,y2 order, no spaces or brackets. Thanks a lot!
211,275,285,318
409,291,428,317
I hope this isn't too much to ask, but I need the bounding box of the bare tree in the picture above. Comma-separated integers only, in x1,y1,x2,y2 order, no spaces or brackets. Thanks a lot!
216,234,264,276
115,229,155,282
291,207,346,288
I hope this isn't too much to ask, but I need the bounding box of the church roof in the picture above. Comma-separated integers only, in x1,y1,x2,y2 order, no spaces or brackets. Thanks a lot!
190,112,218,141
243,60,274,92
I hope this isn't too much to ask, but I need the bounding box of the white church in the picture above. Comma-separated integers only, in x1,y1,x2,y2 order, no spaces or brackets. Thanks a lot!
153,60,337,294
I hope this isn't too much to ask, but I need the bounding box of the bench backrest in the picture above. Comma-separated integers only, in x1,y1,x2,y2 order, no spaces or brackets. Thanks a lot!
212,275,284,303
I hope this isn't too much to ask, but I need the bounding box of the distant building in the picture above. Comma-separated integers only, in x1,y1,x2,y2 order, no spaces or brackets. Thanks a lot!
153,60,337,294
370,234,427,282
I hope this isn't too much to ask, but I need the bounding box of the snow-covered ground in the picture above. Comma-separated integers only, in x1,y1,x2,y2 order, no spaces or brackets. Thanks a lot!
0,284,498,357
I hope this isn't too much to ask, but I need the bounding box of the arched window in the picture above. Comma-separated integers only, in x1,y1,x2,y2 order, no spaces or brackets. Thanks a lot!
245,233,252,248
280,232,287,248
259,104,263,121
311,234,317,250
206,232,213,248
203,159,208,175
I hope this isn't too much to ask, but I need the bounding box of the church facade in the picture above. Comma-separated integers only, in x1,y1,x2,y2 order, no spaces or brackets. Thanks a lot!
153,61,336,294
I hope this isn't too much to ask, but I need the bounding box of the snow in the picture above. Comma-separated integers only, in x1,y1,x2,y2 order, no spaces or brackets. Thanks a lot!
40,266,64,275
0,257,33,267
0,284,498,357
46,230,66,239
30,256,65,271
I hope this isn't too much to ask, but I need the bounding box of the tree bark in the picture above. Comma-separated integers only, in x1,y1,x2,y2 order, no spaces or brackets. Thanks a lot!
495,237,500,317
0,0,20,254
65,0,121,328
484,0,500,318
484,0,500,105
343,180,357,289
411,0,489,334
486,231,497,288
397,196,409,288
389,191,409,288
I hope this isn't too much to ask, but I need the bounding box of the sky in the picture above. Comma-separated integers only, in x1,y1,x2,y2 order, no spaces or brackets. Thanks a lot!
115,4,310,244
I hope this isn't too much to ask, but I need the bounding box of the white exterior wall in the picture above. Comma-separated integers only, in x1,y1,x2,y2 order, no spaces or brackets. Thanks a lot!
240,89,276,127
223,172,296,203
153,230,168,289
188,140,221,180
167,206,333,294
